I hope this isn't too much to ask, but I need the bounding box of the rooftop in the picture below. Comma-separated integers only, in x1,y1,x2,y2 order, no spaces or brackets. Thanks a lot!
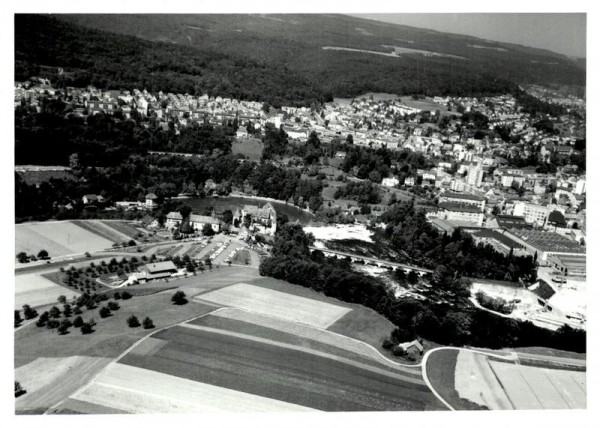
144,261,177,273
505,229,586,254
438,202,483,214
440,191,485,202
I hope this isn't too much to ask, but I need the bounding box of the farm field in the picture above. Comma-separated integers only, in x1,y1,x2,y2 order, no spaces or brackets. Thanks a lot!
15,267,258,365
16,221,115,257
424,349,488,410
99,220,142,239
15,356,111,414
15,272,79,310
70,362,314,413
115,325,442,411
191,309,423,375
427,348,587,410
195,282,352,329
71,220,132,244
488,360,586,409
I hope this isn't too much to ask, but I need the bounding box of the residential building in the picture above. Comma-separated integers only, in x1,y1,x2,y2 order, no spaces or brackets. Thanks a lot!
439,191,485,212
436,202,484,227
189,214,222,233
165,212,183,229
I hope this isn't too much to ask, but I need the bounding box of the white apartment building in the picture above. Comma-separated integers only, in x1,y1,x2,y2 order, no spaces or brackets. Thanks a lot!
513,201,550,227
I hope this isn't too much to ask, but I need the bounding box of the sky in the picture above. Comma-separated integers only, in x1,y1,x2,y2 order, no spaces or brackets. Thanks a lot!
353,14,586,58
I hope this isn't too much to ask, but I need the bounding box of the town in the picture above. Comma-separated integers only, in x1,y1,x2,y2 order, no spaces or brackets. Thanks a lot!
13,13,587,415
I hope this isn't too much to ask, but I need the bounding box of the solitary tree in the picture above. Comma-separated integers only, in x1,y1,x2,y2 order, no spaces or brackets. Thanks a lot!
127,315,141,328
99,306,112,318
121,291,132,300
202,223,215,236
16,252,29,263
113,291,122,300
142,317,155,329
50,306,60,318
171,291,188,305
80,322,93,334
57,295,67,304
108,301,120,311
15,381,26,397
62,303,72,318
73,316,84,328
58,319,72,335
37,249,49,259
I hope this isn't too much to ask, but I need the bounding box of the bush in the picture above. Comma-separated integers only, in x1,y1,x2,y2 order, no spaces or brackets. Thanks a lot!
171,291,188,305
142,317,154,329
108,301,120,311
113,291,121,300
99,306,112,318
121,291,132,300
392,346,407,357
127,315,140,328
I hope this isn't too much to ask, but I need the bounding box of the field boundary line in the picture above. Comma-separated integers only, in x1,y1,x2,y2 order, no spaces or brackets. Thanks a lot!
43,306,228,415
208,305,422,370
179,322,425,385
421,346,519,411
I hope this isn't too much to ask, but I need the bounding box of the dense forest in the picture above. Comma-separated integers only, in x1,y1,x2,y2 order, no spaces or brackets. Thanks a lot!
15,15,326,108
380,200,537,282
259,223,585,353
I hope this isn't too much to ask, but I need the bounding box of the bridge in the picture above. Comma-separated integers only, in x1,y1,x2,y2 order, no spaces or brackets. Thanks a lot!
309,247,433,275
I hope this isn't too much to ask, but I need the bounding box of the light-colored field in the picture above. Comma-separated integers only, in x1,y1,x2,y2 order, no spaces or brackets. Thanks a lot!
489,360,586,409
454,350,512,410
196,283,351,329
213,307,417,373
15,356,111,412
73,362,317,413
16,221,114,257
15,272,79,309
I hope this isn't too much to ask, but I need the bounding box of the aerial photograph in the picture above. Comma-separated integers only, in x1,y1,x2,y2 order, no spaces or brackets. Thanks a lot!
12,9,588,419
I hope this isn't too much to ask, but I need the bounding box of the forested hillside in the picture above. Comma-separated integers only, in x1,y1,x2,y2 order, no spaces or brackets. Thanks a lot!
16,14,585,106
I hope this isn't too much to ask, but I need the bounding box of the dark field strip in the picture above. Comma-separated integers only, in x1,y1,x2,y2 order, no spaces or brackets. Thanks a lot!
70,220,120,243
53,398,129,415
121,326,443,412
100,221,140,239
189,314,422,379
425,349,487,411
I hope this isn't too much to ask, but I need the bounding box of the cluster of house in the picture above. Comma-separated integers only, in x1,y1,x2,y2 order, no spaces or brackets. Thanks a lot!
142,202,278,236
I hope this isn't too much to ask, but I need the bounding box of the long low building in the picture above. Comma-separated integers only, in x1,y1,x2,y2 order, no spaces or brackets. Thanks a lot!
547,254,586,278
501,229,586,261
435,202,484,227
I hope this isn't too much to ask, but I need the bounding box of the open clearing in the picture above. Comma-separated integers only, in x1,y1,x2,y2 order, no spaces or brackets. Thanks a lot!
15,356,111,414
71,220,131,244
196,283,351,329
15,272,79,309
72,362,315,413
118,325,442,411
16,221,114,257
